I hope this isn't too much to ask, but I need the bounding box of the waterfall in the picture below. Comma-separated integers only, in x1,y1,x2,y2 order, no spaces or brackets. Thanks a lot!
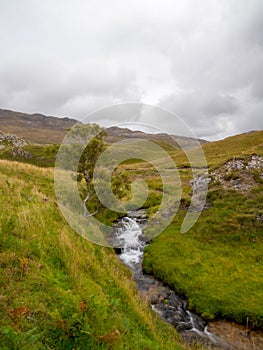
113,214,228,348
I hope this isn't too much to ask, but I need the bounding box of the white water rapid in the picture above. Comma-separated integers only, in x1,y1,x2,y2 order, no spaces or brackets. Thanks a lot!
113,214,230,349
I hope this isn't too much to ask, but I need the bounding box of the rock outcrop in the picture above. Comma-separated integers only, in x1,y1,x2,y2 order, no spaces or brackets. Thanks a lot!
211,155,263,192
0,131,31,159
187,155,263,212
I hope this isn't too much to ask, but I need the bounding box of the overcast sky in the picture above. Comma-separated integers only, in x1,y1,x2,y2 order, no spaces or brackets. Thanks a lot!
0,0,262,140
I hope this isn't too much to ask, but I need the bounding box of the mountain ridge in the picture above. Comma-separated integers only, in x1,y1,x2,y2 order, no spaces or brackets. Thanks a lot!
0,108,78,144
0,108,208,148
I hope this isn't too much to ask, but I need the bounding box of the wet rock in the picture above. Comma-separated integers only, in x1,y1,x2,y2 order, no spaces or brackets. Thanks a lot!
181,331,209,346
114,247,122,254
114,213,263,350
149,293,159,305
114,215,220,348
138,236,151,244
126,210,147,219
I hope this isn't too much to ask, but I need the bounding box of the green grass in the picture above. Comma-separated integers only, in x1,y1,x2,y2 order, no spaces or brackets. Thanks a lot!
203,130,263,169
1,127,263,345
142,131,263,329
143,189,263,327
0,143,59,168
23,144,60,167
165,130,263,170
0,160,184,350
111,133,263,328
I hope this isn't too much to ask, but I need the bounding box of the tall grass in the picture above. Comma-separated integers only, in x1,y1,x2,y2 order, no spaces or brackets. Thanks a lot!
0,160,184,349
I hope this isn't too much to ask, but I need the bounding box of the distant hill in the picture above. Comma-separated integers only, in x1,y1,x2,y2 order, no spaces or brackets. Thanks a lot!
0,108,78,144
0,108,208,148
105,126,208,150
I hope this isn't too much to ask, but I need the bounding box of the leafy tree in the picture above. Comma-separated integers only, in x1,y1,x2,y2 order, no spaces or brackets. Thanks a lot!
61,123,131,217
73,124,107,217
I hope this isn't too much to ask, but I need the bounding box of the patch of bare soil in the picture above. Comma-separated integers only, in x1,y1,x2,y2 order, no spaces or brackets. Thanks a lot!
208,321,263,350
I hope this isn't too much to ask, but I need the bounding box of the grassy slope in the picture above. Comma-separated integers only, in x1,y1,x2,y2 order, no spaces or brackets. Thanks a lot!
0,144,59,168
0,125,67,144
143,131,263,329
203,130,263,168
0,108,77,144
0,160,184,350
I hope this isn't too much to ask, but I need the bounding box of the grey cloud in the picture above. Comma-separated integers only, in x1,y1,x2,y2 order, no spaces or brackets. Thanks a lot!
0,0,262,139
201,94,238,117
0,55,141,116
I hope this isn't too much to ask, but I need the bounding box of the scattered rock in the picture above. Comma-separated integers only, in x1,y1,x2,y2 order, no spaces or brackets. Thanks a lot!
187,155,263,212
230,178,242,189
126,210,147,219
189,174,211,212
226,158,245,171
0,130,31,159
211,155,263,193
246,155,263,169
190,173,211,192
0,130,27,147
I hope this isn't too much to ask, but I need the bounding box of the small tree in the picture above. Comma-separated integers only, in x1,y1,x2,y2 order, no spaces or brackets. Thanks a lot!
70,124,106,217
67,123,130,217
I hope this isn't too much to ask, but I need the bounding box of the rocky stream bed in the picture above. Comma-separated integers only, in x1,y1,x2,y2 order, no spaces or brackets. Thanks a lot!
112,211,263,350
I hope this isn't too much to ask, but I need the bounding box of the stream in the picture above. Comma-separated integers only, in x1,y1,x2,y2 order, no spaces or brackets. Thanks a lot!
112,212,263,350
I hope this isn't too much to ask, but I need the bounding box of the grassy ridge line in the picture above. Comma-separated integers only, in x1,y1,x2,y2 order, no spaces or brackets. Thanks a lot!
121,130,263,202
0,160,184,350
145,130,263,170
203,130,263,168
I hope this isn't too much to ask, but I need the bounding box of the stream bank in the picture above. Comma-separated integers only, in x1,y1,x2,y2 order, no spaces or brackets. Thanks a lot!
112,212,263,349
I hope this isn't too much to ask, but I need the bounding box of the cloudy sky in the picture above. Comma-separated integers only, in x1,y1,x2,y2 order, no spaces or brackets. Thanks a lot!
0,0,262,140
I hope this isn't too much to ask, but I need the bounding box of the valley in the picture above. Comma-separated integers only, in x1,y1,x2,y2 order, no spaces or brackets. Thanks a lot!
0,110,263,349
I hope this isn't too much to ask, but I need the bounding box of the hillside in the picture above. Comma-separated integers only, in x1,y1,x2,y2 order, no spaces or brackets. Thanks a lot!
0,160,183,350
1,111,262,347
0,108,208,149
0,130,59,167
0,108,209,170
105,126,208,150
142,130,263,330
0,109,78,144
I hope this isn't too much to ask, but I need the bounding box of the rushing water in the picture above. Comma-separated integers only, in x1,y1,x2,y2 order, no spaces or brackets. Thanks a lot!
113,214,231,349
